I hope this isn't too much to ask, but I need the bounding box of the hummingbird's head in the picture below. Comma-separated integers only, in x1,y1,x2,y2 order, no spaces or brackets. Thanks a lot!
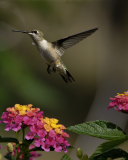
12,29,44,42
28,29,44,42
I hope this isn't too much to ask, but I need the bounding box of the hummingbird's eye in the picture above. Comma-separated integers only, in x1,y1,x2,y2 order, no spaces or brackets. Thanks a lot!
32,30,37,34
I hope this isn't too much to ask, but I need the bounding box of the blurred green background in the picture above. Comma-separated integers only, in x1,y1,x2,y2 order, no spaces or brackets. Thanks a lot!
1,0,128,159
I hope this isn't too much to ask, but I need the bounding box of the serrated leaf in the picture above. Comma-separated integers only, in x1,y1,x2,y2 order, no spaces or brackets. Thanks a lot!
61,154,71,160
67,120,126,140
0,136,19,144
89,136,128,160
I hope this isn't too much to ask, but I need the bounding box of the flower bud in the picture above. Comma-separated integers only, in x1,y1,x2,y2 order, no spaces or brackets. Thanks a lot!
7,143,13,153
82,154,88,160
77,148,83,159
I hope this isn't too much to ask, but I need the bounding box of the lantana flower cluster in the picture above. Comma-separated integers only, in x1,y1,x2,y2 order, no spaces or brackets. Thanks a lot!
0,104,70,153
107,91,128,113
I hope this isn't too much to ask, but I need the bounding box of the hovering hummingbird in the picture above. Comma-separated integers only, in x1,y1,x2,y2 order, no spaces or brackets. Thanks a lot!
12,28,98,83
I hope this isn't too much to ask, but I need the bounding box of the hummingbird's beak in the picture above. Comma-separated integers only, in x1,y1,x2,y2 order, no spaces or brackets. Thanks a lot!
12,30,29,34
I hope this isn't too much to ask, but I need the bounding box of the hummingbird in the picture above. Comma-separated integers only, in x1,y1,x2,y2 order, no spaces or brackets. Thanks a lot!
12,28,98,83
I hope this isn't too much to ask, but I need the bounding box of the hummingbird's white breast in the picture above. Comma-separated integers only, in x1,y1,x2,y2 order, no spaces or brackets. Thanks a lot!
40,39,48,50
37,39,58,65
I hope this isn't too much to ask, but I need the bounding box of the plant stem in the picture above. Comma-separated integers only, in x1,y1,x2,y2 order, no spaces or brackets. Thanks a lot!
16,132,19,140
16,152,21,160
22,127,25,141
10,152,13,160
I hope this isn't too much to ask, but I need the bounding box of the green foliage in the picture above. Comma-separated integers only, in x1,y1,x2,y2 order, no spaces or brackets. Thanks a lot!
89,148,128,160
68,120,128,160
61,154,71,160
67,120,126,140
89,138,128,160
0,136,19,144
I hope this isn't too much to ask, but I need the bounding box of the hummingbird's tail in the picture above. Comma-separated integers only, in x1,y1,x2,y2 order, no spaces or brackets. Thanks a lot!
59,70,75,83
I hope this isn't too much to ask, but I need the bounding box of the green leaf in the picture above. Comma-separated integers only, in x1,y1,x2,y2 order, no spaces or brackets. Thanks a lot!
0,136,19,143
61,154,71,160
67,120,126,140
89,136,128,160
89,148,128,160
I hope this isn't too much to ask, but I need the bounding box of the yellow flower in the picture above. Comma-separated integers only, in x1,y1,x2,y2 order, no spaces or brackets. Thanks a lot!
50,118,58,124
44,124,52,132
19,110,27,116
22,105,28,111
51,123,62,129
14,104,21,111
55,128,62,134
44,117,50,125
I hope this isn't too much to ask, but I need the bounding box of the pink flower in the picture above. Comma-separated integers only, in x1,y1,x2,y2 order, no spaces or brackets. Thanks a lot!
34,111,43,118
9,112,17,118
34,137,45,147
56,134,64,143
37,120,44,128
30,125,39,133
46,136,55,145
31,117,38,125
107,91,128,113
62,144,67,153
12,123,21,132
1,112,9,119
49,129,56,138
62,131,70,138
63,140,70,147
3,117,13,124
27,110,35,117
23,116,32,125
54,142,62,152
37,129,47,138
25,132,35,140
15,115,23,123
5,123,12,131
41,142,50,152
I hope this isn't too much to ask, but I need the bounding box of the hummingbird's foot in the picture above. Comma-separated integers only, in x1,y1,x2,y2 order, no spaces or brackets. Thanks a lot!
47,65,51,74
53,65,56,72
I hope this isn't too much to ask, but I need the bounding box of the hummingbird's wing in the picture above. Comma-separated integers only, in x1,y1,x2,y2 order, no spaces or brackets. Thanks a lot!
52,28,98,56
